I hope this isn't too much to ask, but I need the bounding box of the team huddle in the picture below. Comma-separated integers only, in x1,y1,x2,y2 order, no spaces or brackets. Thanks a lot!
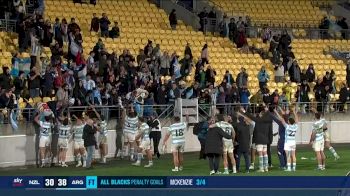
34,102,340,174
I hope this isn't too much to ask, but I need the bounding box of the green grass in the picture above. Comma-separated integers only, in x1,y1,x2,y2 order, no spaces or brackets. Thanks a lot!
1,144,349,176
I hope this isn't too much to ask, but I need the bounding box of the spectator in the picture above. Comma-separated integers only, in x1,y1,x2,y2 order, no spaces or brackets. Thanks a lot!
314,77,327,112
28,67,41,98
205,65,216,85
295,81,310,113
278,91,289,109
160,51,171,76
274,64,285,83
306,64,316,83
13,71,25,97
169,9,177,30
219,15,229,37
262,26,272,43
30,31,41,69
179,54,192,78
56,84,69,107
236,16,244,28
257,66,270,90
236,27,247,48
99,13,111,38
0,67,12,91
42,67,55,97
198,7,208,32
195,66,206,88
53,18,63,47
261,85,271,104
201,44,209,64
337,82,349,112
83,118,97,169
337,17,348,39
208,7,216,19
184,42,193,60
109,21,120,39
289,61,301,83
61,18,68,42
223,70,234,85
228,18,237,43
239,86,250,110
168,82,180,105
236,68,248,90
68,17,80,34
323,71,333,92
90,13,99,32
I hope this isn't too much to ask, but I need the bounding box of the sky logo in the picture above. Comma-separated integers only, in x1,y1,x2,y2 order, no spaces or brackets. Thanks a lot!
12,177,24,187
86,176,97,189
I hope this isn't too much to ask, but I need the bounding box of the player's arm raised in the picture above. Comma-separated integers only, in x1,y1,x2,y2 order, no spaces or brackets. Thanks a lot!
274,108,287,127
292,107,299,124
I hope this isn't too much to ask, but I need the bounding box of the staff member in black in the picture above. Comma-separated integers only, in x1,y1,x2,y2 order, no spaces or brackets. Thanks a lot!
236,111,256,173
83,117,97,169
148,114,161,158
205,116,234,175
243,104,273,172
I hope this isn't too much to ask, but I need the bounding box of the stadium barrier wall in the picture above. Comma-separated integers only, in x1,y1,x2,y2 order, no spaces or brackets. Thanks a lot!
0,121,349,167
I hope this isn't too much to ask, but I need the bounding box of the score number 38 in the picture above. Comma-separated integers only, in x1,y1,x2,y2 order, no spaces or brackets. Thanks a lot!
45,178,67,187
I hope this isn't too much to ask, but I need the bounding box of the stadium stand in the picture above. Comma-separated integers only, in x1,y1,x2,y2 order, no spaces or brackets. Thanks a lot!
209,0,333,27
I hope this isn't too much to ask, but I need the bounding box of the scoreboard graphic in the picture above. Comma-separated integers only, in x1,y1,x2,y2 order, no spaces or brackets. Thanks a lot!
1,176,350,190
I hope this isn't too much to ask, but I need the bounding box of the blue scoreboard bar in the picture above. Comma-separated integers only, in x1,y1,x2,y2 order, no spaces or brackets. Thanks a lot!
1,176,350,189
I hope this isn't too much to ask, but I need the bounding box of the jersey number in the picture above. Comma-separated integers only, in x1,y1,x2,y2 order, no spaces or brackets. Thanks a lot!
60,130,67,136
175,129,184,137
42,128,49,134
288,130,296,137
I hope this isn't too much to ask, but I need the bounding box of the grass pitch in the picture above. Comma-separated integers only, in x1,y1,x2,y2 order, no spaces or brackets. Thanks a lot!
0,144,349,176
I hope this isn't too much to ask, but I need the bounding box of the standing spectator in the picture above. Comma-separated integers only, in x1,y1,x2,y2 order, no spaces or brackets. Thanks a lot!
179,54,192,78
228,18,237,43
198,7,208,32
30,32,41,69
53,18,63,47
90,13,99,32
99,13,111,38
337,82,349,112
239,86,250,110
337,17,348,39
257,66,270,90
236,68,248,90
236,28,247,48
83,117,97,169
306,64,316,83
295,81,310,113
236,16,244,28
314,77,327,112
201,44,209,64
28,67,41,98
13,71,25,97
68,18,81,34
223,70,234,85
168,82,180,105
289,61,301,83
169,9,177,30
42,67,55,97
184,43,193,60
218,15,229,37
61,18,68,42
323,71,333,92
205,65,216,85
0,67,12,91
208,7,216,19
109,21,120,39
274,64,285,83
160,51,170,76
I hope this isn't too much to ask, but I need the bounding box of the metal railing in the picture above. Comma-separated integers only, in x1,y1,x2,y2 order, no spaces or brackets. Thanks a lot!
0,19,17,32
0,104,174,136
198,101,350,119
